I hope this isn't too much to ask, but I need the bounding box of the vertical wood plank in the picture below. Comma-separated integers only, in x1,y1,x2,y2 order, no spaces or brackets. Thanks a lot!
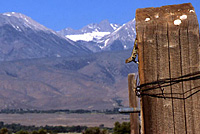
136,14,145,134
168,18,187,134
135,3,200,134
128,73,139,134
179,18,193,134
157,22,174,134
187,12,200,133
142,20,158,134
136,8,159,134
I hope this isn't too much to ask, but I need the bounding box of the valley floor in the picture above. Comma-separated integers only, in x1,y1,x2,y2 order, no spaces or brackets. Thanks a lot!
0,113,129,127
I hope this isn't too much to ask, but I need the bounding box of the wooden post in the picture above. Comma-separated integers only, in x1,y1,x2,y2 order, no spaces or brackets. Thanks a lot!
128,73,139,134
136,3,200,134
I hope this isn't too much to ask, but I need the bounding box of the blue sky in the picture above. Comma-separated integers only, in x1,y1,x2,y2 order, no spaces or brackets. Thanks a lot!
0,0,199,31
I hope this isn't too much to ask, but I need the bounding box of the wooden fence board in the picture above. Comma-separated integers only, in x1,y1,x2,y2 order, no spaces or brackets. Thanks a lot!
157,22,174,134
168,19,186,134
128,74,139,134
135,3,200,134
188,14,200,133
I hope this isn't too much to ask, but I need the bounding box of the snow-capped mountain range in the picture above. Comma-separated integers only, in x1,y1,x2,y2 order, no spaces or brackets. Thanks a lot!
1,11,136,56
0,11,136,60
58,19,136,52
0,12,137,110
58,20,120,42
0,12,90,61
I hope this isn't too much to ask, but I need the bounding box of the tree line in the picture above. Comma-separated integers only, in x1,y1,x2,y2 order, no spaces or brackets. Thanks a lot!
0,121,87,133
0,121,130,134
0,108,120,114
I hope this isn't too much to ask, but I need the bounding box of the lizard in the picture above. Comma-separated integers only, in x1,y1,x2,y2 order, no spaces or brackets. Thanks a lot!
125,37,139,64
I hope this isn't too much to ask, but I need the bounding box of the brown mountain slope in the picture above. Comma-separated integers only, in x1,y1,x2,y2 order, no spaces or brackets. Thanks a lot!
0,50,137,110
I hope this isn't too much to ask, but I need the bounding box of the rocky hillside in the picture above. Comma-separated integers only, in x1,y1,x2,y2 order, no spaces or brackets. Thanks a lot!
0,50,137,110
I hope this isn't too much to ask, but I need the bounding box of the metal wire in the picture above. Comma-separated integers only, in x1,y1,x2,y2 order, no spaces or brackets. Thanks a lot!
135,71,200,99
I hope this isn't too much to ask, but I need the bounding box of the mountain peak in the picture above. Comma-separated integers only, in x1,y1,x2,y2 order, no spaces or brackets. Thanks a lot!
58,19,136,52
58,20,121,44
0,12,91,61
3,12,27,18
1,12,50,32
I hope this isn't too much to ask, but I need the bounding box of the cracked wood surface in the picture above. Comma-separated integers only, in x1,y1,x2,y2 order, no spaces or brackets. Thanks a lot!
136,3,200,134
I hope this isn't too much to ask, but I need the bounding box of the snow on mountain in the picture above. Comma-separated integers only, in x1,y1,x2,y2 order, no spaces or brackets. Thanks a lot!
66,32,111,42
0,12,137,110
58,20,120,42
110,23,119,30
58,19,136,52
0,12,91,61
2,12,51,32
99,19,136,51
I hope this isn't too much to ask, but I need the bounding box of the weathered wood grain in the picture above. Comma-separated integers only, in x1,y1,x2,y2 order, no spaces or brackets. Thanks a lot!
136,3,200,134
128,74,139,134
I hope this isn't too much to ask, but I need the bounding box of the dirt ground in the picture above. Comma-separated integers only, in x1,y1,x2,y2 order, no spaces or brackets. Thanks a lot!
0,113,130,127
